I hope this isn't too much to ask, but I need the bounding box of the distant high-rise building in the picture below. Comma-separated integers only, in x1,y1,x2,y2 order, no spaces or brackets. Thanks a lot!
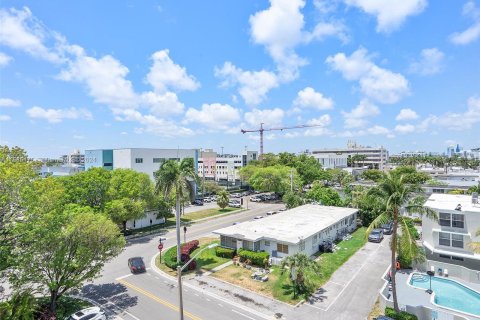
62,149,85,166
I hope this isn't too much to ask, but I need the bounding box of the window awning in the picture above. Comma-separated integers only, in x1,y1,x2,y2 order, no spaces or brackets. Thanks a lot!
423,241,480,261
431,229,471,237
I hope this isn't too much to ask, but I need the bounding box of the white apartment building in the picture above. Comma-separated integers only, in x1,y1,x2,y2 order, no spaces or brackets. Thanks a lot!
422,193,480,273
311,152,348,169
198,149,258,183
62,149,85,166
214,205,358,260
311,142,389,170
85,148,199,181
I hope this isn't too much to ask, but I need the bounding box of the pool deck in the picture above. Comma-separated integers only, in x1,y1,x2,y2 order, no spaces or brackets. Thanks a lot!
393,270,480,319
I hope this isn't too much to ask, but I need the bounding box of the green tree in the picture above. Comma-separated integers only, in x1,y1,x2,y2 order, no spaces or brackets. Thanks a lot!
325,168,353,187
467,183,480,194
217,189,229,209
0,146,38,271
281,253,321,297
0,289,37,320
105,169,154,231
155,159,198,263
306,183,343,206
293,154,327,186
248,165,300,194
361,169,386,182
390,166,429,185
282,191,304,209
349,154,367,167
366,173,437,312
61,167,112,210
11,204,125,314
469,229,480,253
202,180,222,195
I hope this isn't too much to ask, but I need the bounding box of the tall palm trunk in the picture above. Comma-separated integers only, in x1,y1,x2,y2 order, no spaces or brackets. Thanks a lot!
391,208,399,312
175,195,181,264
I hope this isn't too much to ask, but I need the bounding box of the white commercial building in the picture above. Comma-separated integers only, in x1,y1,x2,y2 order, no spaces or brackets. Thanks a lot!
85,148,199,181
213,205,358,260
422,193,480,274
198,149,258,183
311,142,389,170
311,152,348,169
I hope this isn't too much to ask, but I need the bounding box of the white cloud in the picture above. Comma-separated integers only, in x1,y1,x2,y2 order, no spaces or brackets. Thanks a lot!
420,96,480,131
244,108,284,127
344,0,427,33
449,1,480,45
145,49,200,93
26,106,93,123
293,87,334,110
341,99,380,128
141,91,184,117
58,51,138,110
396,108,419,121
0,7,63,62
215,62,279,106
367,125,390,135
395,123,416,134
0,115,11,121
0,98,21,107
326,48,409,104
303,114,332,136
184,103,241,130
0,52,12,66
409,48,444,75
306,114,332,126
73,135,84,140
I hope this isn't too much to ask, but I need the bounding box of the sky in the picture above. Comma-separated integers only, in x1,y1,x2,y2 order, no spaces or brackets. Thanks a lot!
0,0,479,159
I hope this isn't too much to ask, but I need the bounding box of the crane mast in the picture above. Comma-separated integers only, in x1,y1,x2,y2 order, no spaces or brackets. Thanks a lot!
241,122,325,159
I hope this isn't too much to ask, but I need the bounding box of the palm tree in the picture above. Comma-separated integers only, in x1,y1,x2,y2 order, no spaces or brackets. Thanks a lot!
469,229,480,253
281,253,321,298
366,172,437,312
155,158,198,263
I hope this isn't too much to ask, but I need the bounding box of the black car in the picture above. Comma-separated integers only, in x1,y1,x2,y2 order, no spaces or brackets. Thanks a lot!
192,199,204,206
381,222,394,235
374,316,394,320
128,257,146,274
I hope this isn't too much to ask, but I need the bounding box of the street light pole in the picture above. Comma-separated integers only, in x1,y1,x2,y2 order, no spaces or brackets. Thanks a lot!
177,243,218,320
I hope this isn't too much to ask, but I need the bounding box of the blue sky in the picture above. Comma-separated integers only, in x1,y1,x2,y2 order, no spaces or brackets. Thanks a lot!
0,0,479,158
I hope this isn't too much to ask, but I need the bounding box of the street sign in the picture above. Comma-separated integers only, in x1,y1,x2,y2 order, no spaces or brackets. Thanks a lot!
158,243,164,250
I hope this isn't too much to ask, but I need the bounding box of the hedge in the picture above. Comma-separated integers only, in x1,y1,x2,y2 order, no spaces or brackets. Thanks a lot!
238,249,269,266
385,307,418,320
215,247,235,259
164,246,181,269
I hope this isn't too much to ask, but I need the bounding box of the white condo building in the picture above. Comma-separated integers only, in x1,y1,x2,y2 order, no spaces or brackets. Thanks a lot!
198,149,258,183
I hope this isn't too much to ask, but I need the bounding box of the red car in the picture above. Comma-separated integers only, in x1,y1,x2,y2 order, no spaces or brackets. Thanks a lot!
128,257,146,274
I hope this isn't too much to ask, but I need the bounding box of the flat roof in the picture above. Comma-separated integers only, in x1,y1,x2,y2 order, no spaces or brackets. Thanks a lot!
424,194,480,213
213,204,358,244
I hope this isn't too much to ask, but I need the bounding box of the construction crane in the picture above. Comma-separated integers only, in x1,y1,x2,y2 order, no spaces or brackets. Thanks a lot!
241,122,325,158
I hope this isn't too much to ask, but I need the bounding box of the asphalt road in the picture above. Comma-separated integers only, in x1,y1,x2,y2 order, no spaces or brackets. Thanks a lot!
81,200,285,320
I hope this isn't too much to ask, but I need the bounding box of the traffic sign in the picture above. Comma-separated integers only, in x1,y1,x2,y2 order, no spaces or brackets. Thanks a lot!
158,243,164,250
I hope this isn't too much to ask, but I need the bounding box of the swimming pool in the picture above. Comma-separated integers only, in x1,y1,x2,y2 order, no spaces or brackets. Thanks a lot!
409,273,480,316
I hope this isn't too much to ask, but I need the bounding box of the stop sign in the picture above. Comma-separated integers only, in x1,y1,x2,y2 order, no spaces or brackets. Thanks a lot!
158,243,164,250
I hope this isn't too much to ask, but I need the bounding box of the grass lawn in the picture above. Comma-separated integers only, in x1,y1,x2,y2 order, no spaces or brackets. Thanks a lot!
211,227,367,304
179,207,240,222
156,237,230,276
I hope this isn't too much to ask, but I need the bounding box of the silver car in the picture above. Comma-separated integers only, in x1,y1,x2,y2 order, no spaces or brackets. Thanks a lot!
66,307,106,320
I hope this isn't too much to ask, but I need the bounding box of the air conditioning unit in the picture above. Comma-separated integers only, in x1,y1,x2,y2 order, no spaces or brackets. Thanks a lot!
472,192,479,204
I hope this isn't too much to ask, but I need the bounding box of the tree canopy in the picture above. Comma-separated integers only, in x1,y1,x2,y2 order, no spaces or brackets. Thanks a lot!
306,182,344,206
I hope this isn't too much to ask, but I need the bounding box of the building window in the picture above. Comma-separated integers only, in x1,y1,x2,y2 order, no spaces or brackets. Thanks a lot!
452,256,464,261
439,232,450,246
265,241,270,246
439,254,451,259
439,212,451,227
153,158,165,163
277,243,289,254
433,189,445,194
135,158,143,164
451,234,464,248
452,214,464,228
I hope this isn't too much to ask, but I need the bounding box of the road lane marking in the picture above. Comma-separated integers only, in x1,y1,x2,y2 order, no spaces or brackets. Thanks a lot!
116,273,133,280
232,309,256,320
218,303,223,307
117,278,202,320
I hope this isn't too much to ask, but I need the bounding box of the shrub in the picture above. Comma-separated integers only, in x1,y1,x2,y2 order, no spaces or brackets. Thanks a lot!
385,307,418,320
181,240,199,256
215,247,235,259
164,246,181,269
237,249,269,266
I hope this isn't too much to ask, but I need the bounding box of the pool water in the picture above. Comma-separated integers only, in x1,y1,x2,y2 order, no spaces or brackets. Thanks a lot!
410,273,480,316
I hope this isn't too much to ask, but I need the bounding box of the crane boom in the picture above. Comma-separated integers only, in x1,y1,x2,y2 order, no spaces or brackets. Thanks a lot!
241,122,324,158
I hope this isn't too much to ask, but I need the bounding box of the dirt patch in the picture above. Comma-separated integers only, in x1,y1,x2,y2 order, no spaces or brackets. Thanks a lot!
210,264,278,298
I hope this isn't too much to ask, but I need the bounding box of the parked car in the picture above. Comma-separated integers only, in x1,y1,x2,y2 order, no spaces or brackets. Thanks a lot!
374,316,394,320
192,199,204,206
253,215,263,220
266,211,277,215
368,229,384,243
380,221,394,235
279,208,286,212
128,257,146,273
228,201,241,208
67,307,106,320
250,197,261,202
232,222,241,225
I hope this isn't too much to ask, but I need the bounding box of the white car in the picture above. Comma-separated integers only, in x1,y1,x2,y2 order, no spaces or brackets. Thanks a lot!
253,215,263,220
266,211,277,215
229,202,241,208
66,307,106,320
250,197,261,202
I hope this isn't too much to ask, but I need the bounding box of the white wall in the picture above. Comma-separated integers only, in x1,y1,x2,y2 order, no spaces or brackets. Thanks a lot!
125,211,166,229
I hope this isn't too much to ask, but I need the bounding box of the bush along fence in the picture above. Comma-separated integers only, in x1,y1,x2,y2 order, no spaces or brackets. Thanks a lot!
164,240,199,271
215,247,236,259
237,249,269,267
